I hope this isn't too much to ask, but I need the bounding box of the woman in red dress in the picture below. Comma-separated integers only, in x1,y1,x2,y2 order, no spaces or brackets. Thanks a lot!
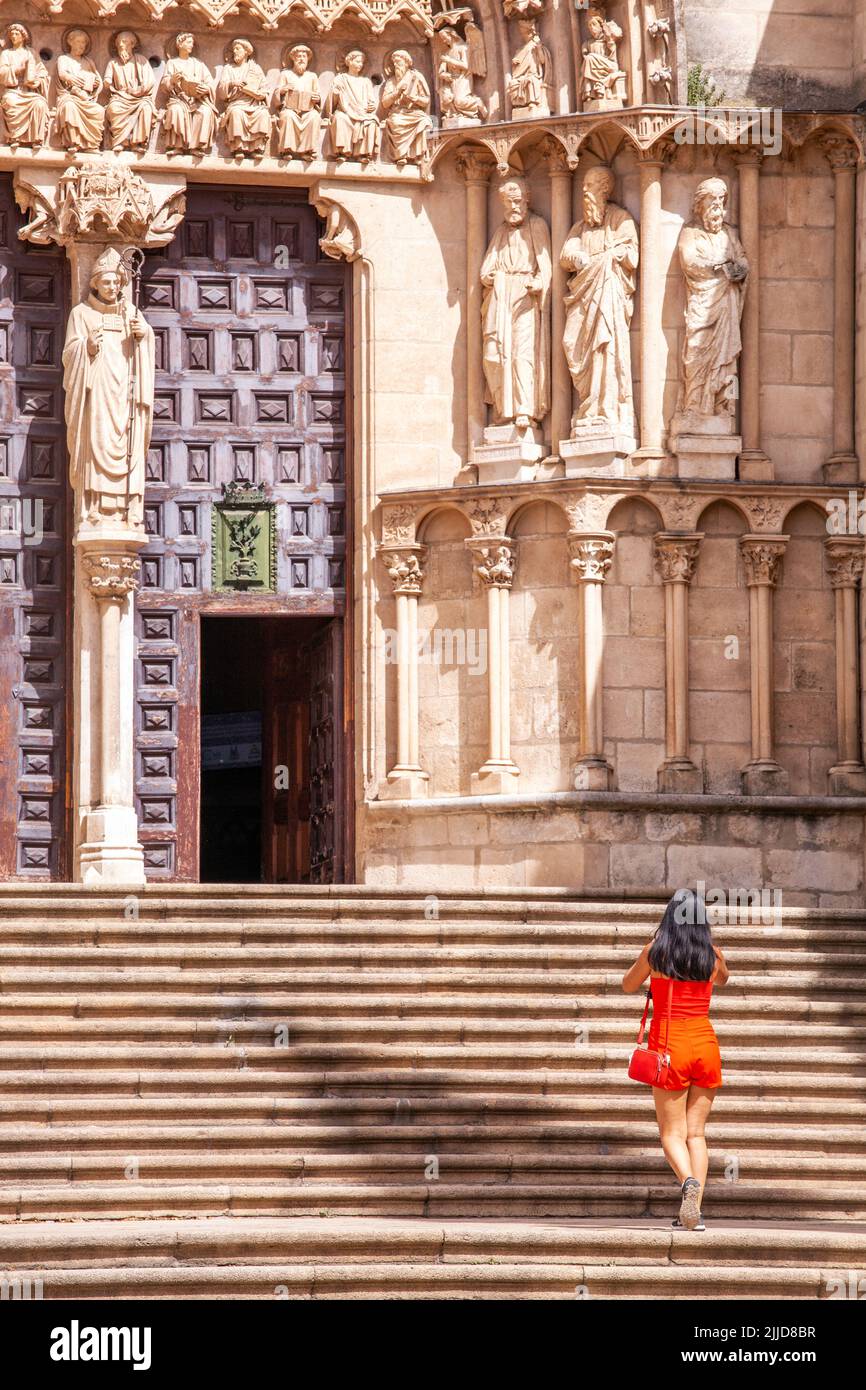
623,888,729,1231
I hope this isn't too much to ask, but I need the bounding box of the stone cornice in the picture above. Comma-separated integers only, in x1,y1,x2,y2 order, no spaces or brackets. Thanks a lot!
25,0,435,37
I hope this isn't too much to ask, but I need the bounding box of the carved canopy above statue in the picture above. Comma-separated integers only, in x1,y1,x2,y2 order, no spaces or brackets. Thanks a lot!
29,0,435,37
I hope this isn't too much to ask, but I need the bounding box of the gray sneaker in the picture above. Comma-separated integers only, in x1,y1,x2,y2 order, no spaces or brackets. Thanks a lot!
679,1177,702,1231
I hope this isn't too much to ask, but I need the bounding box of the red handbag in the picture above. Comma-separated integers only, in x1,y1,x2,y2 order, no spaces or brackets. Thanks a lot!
628,977,673,1086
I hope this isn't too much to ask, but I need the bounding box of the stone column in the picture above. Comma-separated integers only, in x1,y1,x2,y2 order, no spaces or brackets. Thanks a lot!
824,537,866,793
740,535,789,794
635,148,670,474
457,149,493,461
654,533,703,792
820,136,860,484
568,531,615,789
77,544,144,883
379,544,430,799
466,537,520,793
546,140,574,459
735,151,772,481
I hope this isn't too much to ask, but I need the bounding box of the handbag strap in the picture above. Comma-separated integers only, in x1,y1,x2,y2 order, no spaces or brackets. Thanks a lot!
636,976,674,1053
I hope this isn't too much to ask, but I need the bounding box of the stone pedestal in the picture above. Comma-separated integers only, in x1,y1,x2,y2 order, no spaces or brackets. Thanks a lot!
471,762,520,795
658,758,703,794
472,424,544,484
738,450,774,482
380,769,431,800
671,413,740,480
828,762,866,796
573,756,613,791
741,760,789,796
559,419,636,479
74,530,147,887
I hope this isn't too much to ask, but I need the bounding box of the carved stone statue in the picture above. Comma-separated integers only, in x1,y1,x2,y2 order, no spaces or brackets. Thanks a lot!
433,10,487,127
507,17,551,120
62,247,155,530
276,43,322,161
381,50,431,168
217,38,271,160
677,177,749,422
0,23,49,152
560,165,638,438
480,176,551,429
328,50,379,163
55,28,104,154
104,30,156,154
161,32,217,157
581,7,626,111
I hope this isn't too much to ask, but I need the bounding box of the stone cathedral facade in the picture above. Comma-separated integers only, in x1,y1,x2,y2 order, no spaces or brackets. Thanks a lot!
0,0,863,906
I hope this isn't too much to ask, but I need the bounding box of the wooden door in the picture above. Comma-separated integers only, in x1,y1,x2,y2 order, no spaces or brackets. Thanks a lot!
135,189,348,880
262,636,310,883
0,177,70,879
308,619,345,884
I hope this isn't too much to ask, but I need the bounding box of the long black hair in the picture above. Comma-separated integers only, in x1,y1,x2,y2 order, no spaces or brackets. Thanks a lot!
647,888,717,981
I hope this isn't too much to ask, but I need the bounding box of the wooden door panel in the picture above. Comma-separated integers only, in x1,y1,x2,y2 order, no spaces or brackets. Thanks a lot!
0,178,70,879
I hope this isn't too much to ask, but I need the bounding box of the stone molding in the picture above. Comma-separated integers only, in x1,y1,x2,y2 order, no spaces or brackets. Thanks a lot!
82,551,141,601
739,534,788,588
567,530,615,583
824,536,866,590
465,536,517,588
379,543,427,594
653,533,702,584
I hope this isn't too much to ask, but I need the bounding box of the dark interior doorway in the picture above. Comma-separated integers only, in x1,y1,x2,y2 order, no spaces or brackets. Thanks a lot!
199,615,344,884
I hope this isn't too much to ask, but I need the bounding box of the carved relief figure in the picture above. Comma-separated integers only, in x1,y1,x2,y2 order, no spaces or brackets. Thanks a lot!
381,50,431,168
161,32,217,157
62,246,155,530
433,10,487,127
677,177,749,420
104,30,156,154
0,23,49,152
507,17,551,120
217,38,271,160
55,28,104,154
276,43,321,161
328,50,380,162
560,165,638,436
480,176,551,428
581,7,626,111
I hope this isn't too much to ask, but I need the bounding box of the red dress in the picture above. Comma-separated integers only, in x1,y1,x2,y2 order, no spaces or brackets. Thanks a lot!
647,975,723,1090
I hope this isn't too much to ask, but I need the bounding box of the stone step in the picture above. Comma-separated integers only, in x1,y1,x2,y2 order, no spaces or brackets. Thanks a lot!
3,967,865,1000
0,1146,862,1183
2,990,863,1025
2,1065,862,1098
5,1179,866,1223
2,1015,864,1048
1,1118,863,1152
2,1215,863,1298
0,1041,863,1073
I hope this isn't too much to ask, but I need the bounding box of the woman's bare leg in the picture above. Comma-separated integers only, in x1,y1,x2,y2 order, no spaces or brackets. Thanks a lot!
652,1087,691,1182
685,1086,716,1205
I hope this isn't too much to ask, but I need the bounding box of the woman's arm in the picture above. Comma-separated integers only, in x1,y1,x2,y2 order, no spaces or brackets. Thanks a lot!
622,941,653,994
711,945,730,987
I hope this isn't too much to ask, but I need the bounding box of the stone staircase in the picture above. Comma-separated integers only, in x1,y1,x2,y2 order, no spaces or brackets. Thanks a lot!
1,884,865,1298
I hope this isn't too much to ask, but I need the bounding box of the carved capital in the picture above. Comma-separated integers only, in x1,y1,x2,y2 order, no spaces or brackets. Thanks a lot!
381,544,427,595
568,530,615,583
540,135,571,177
466,537,517,588
654,533,703,584
740,534,788,587
455,148,496,184
83,552,140,602
15,158,185,249
824,537,865,589
819,134,860,173
637,135,677,168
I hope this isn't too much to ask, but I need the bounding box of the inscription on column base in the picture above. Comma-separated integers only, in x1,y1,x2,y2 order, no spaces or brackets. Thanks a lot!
741,760,789,796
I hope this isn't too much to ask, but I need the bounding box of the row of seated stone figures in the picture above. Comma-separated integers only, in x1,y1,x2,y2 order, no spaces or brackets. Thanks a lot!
480,169,748,451
0,25,433,166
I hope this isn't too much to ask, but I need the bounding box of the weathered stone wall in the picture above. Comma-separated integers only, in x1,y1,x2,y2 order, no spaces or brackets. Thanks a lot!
684,0,859,109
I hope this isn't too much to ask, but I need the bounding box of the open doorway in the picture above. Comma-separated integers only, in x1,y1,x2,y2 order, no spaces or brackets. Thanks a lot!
199,615,346,884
